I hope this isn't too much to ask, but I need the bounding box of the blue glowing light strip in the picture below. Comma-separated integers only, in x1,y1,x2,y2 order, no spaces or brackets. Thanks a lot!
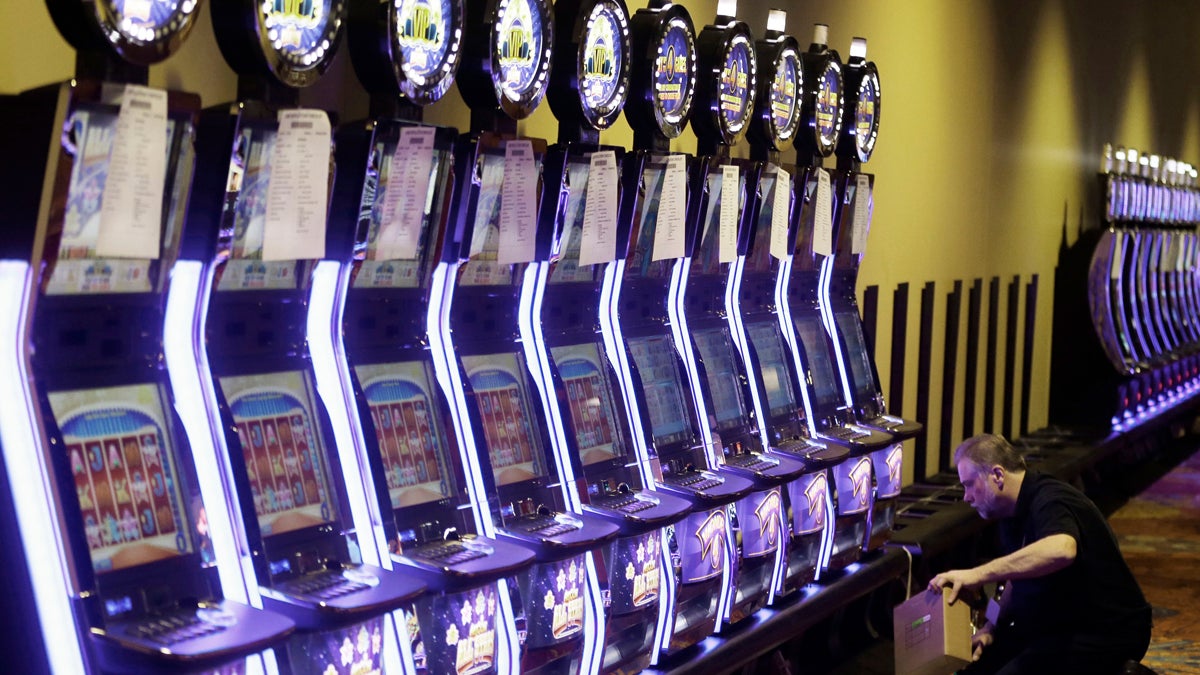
164,260,254,605
428,261,493,538
818,252,856,414
308,260,385,568
668,256,719,468
0,260,87,675
726,254,771,454
775,255,819,436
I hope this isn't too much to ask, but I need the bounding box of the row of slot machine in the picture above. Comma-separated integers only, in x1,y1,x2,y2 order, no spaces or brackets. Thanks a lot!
0,0,922,673
1075,146,1200,429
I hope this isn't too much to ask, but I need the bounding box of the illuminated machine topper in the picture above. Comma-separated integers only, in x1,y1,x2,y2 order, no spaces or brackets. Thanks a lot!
651,15,696,136
578,0,628,126
717,34,754,137
813,59,843,154
770,46,801,144
853,68,880,161
50,0,202,64
393,0,464,103
262,0,339,66
492,0,551,106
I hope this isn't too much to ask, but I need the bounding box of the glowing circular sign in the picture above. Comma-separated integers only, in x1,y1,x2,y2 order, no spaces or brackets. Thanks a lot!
494,0,546,101
717,35,753,136
770,47,801,144
579,1,626,120
652,17,695,128
88,0,201,63
393,0,462,103
814,59,843,153
854,69,880,161
260,0,342,71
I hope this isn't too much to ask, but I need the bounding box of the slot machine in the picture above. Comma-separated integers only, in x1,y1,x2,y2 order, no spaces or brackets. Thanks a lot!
784,24,897,573
734,9,848,599
609,0,757,661
825,37,921,551
0,1,298,672
178,1,430,671
677,0,810,625
433,0,626,671
327,2,542,674
535,0,694,671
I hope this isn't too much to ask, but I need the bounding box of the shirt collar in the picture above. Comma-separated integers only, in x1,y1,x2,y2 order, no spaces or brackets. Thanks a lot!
1012,470,1038,521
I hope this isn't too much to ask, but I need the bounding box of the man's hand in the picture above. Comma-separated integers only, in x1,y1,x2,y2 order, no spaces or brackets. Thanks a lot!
927,568,985,605
971,622,994,661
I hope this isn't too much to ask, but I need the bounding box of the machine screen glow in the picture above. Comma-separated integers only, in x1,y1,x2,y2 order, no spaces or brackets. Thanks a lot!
718,37,752,132
461,354,547,486
815,61,841,148
855,72,879,158
495,0,543,98
550,344,626,465
104,0,196,44
395,0,452,83
49,385,192,573
357,362,453,508
834,310,877,400
693,327,747,430
771,49,801,141
580,3,624,114
796,317,840,408
652,19,692,123
746,321,798,418
220,371,337,536
627,335,692,447
261,0,338,68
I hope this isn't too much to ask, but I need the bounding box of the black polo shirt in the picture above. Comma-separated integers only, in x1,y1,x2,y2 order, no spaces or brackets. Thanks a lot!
998,471,1149,641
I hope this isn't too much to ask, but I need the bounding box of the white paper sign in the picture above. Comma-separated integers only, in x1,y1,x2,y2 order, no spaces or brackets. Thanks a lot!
262,109,331,262
497,140,538,265
719,164,739,263
96,84,167,259
1110,232,1123,280
812,168,834,257
652,154,688,261
579,150,618,267
376,125,437,261
851,174,872,255
770,166,791,260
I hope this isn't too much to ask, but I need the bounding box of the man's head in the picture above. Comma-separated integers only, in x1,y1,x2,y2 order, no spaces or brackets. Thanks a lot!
954,434,1027,520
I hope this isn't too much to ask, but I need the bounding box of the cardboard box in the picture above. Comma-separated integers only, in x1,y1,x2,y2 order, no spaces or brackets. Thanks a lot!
893,588,974,675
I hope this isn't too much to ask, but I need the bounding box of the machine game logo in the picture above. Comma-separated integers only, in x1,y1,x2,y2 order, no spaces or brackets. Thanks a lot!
437,587,497,675
395,0,449,81
798,471,829,534
110,0,196,43
285,617,385,675
546,558,586,640
753,488,783,549
652,20,692,121
834,456,873,515
855,72,879,156
628,531,661,607
495,0,542,97
580,4,622,113
718,39,751,130
815,61,841,147
262,0,337,67
771,50,800,141
875,444,903,499
694,509,728,575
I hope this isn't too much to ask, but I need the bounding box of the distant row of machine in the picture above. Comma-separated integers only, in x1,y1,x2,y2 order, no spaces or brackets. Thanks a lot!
0,0,921,673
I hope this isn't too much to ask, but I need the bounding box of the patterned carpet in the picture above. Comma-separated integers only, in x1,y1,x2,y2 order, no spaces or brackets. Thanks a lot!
1108,449,1200,675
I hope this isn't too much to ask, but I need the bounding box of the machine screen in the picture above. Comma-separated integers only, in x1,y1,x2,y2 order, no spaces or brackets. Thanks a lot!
460,151,517,286
47,105,184,296
746,320,798,418
218,125,300,291
354,137,451,289
795,317,841,408
461,354,547,486
834,310,877,400
356,361,454,508
549,160,600,284
549,343,626,465
745,170,782,273
627,335,692,447
48,384,193,573
692,327,747,429
219,371,337,537
625,161,673,279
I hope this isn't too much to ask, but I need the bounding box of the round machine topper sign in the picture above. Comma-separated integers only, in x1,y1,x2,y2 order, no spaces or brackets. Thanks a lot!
770,46,801,144
718,34,753,136
393,0,462,102
261,0,343,70
815,59,843,152
652,16,694,128
854,69,880,161
101,0,196,44
579,1,626,121
494,0,547,101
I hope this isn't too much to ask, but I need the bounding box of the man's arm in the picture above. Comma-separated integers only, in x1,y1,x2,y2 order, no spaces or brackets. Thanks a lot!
928,533,1077,603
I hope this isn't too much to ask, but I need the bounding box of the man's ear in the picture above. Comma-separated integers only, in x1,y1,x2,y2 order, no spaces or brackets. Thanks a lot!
990,465,1005,489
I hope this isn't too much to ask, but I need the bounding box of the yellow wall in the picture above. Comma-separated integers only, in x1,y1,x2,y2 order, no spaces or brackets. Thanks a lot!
3,0,1198,484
